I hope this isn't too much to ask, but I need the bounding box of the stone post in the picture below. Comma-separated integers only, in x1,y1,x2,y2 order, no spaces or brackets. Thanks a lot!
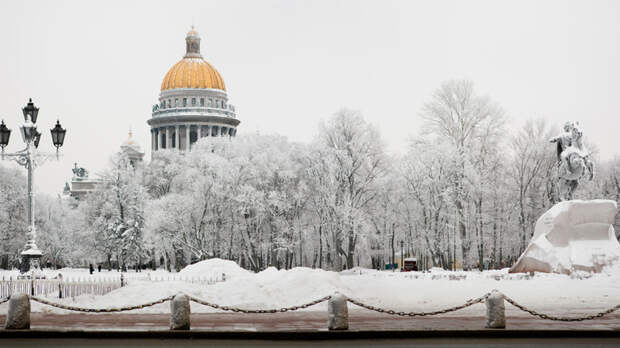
485,290,506,328
328,292,348,330
170,293,190,330
4,293,30,329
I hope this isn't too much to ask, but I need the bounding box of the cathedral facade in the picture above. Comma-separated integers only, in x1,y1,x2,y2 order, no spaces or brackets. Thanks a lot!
147,27,240,153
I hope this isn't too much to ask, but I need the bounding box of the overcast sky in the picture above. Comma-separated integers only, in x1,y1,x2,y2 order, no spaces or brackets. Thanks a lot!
0,0,619,195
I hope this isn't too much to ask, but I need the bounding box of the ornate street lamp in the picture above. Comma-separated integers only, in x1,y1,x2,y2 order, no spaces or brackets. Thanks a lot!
22,98,39,124
0,120,11,156
50,120,66,154
1,98,67,277
33,130,42,149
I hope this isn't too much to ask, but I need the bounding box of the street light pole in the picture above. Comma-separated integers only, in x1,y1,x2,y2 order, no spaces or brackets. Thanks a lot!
0,99,66,277
400,240,404,271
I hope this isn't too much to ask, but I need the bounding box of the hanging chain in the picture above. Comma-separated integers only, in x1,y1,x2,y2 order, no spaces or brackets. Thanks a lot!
12,292,619,322
346,293,491,317
188,294,332,314
30,295,174,313
503,295,620,322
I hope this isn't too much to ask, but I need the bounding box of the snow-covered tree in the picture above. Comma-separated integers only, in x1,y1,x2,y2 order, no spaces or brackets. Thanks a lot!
315,108,387,270
419,79,505,269
0,165,27,269
85,153,147,270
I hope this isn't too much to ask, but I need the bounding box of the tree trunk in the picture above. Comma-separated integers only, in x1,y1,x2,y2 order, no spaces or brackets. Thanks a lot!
318,225,323,269
456,198,470,270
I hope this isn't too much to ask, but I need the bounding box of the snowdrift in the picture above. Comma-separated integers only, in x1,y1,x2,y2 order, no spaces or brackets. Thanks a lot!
22,265,620,316
510,199,620,274
179,258,252,280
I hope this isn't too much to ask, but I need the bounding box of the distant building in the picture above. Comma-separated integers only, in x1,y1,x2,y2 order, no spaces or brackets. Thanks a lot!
120,130,144,167
66,132,143,200
68,163,101,201
147,26,240,154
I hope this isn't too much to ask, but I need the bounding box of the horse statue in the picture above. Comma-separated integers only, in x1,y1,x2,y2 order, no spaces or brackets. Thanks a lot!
72,162,89,180
550,121,594,201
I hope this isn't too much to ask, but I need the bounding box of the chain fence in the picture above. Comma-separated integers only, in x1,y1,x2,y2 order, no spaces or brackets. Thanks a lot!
346,293,491,317
503,294,620,322
0,291,616,324
187,295,332,313
30,295,173,313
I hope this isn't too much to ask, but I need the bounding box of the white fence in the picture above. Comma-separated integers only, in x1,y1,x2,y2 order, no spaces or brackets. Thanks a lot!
0,277,121,298
0,273,225,299
139,273,225,285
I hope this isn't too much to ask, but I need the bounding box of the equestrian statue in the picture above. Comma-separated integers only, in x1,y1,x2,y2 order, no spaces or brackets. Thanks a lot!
549,121,594,201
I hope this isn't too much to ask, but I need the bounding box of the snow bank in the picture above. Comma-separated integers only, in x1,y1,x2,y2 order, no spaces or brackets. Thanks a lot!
510,199,620,274
179,258,252,280
5,258,617,318
26,263,350,314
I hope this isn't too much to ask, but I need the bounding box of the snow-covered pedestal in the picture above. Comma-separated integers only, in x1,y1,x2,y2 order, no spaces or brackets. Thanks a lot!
510,199,620,274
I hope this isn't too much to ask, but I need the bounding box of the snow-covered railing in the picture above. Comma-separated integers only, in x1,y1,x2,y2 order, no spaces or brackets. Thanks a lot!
142,274,225,285
0,273,225,299
0,277,121,299
1,290,619,330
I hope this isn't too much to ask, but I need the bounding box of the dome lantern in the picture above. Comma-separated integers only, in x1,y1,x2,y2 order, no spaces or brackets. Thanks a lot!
185,26,201,58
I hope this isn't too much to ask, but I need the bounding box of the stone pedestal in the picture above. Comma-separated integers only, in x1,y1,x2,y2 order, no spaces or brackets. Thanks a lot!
510,199,620,274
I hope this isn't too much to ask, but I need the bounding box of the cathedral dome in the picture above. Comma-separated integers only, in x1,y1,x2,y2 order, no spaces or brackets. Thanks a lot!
160,59,226,91
160,27,226,91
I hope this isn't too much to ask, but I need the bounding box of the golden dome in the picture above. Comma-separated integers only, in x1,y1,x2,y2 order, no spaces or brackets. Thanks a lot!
161,58,226,91
160,27,226,91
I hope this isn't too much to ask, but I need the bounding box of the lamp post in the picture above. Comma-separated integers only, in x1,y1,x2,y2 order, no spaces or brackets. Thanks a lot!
0,98,66,276
400,240,404,271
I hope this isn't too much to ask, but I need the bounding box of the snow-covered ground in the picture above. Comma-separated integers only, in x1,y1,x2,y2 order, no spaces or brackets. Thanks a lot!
2,259,619,318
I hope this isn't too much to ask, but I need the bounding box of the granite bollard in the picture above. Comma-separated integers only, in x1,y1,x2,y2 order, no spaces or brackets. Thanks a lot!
169,293,190,330
485,290,506,328
4,293,30,330
328,292,348,330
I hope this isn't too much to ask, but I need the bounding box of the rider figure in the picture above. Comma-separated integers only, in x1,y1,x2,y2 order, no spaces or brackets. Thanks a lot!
549,121,573,164
570,122,594,180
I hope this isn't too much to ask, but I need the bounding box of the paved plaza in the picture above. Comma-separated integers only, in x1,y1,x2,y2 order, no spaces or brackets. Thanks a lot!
1,311,619,331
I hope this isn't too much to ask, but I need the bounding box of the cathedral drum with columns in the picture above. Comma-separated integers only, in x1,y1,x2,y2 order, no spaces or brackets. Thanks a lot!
148,27,239,153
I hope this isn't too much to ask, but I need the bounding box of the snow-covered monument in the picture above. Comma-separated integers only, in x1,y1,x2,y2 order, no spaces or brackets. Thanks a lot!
147,26,240,154
65,132,143,200
510,122,620,274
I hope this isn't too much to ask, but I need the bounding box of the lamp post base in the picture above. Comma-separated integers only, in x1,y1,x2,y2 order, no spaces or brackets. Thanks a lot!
19,248,42,276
